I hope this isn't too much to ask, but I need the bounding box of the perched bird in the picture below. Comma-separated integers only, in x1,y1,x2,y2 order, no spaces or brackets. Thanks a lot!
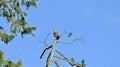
53,29,60,40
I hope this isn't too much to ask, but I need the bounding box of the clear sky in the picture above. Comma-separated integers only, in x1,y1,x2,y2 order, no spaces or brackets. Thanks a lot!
0,0,120,67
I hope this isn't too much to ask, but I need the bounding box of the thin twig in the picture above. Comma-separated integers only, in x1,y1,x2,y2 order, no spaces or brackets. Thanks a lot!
40,45,52,59
58,38,83,44
46,52,51,63
53,60,60,67
54,56,73,66
55,50,67,59
32,32,50,47
43,32,51,47
55,50,74,66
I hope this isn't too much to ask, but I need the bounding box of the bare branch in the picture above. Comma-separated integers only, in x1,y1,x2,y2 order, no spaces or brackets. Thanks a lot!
54,50,74,66
55,50,67,59
46,39,57,67
46,52,51,63
54,51,85,67
32,32,50,47
54,56,67,62
43,32,51,47
54,56,74,66
53,60,60,67
58,37,83,44
46,52,51,67
40,45,52,59
40,30,84,67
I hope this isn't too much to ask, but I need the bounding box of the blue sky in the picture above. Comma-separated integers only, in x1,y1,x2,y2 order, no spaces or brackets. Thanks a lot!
1,0,120,67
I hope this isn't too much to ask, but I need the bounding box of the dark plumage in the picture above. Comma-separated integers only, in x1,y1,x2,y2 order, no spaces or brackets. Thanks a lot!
53,29,60,40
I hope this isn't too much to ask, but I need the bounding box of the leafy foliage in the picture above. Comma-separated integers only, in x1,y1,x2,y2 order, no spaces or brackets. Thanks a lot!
0,33,14,44
0,51,23,67
0,51,5,66
0,0,38,44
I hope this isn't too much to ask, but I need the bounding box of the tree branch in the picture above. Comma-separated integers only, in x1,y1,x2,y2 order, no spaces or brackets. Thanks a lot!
43,32,51,47
46,39,57,67
40,45,52,59
53,60,60,67
54,50,74,66
46,52,51,63
58,37,83,44
33,32,50,47
54,56,74,66
55,50,67,59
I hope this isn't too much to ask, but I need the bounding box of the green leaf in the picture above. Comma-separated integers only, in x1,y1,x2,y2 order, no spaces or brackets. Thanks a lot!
0,51,5,66
21,0,26,5
0,33,14,44
7,16,11,22
8,60,15,67
31,0,37,8
10,35,14,40
17,2,20,7
3,1,7,7
31,27,37,30
26,1,31,10
0,0,38,44
16,7,21,13
21,27,36,38
23,12,27,16
17,60,23,67
68,32,72,38
0,2,2,7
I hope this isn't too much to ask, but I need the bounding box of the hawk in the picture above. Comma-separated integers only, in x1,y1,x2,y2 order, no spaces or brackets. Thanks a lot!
53,29,60,40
